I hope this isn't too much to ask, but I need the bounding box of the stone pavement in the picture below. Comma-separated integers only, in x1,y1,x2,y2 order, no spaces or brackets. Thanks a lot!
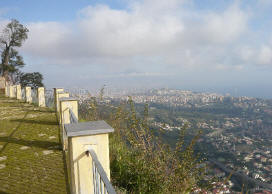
0,94,69,194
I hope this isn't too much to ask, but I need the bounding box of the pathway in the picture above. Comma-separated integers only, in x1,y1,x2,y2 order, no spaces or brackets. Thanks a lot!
0,93,69,194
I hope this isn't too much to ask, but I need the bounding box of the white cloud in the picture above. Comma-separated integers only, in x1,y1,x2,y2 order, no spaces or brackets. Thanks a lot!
77,4,184,57
202,5,247,43
258,45,272,65
239,46,254,61
25,22,72,56
19,0,250,73
5,0,272,85
237,44,272,66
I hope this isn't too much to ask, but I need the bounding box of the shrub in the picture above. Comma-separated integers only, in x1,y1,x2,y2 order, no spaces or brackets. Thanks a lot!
79,96,206,193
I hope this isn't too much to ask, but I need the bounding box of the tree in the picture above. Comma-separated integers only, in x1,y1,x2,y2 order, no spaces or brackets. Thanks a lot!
1,48,25,79
19,72,44,88
0,19,29,82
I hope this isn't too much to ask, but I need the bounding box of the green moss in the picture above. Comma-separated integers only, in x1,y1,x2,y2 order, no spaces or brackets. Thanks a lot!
0,95,68,194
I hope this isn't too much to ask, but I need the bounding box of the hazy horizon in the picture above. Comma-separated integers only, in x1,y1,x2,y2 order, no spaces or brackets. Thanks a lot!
1,0,272,99
57,83,272,100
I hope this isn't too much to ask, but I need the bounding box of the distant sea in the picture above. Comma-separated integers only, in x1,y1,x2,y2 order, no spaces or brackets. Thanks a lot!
175,86,272,99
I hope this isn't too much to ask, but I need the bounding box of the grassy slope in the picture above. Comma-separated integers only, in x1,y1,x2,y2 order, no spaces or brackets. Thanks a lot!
0,94,68,194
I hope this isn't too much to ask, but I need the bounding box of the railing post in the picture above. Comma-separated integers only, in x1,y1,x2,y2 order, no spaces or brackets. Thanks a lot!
0,76,6,93
37,87,46,107
54,88,64,119
59,97,78,150
54,88,64,110
65,121,114,194
16,85,22,100
57,92,70,122
9,85,15,98
25,87,32,103
5,85,9,97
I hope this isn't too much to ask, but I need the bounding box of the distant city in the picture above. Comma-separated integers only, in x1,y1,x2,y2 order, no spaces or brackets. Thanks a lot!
68,87,272,193
59,85,272,99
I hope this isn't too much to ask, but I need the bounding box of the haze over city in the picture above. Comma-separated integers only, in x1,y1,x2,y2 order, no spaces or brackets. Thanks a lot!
1,0,272,98
2,1,272,193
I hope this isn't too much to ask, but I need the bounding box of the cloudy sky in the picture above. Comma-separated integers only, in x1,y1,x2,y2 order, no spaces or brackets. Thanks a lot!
0,0,272,97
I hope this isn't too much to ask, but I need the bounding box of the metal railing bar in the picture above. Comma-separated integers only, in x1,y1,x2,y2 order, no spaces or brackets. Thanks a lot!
86,149,116,194
97,169,100,194
100,179,105,193
69,108,78,123
96,172,98,194
95,166,97,194
93,160,96,194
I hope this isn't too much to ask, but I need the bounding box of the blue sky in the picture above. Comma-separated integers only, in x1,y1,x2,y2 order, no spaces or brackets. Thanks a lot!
1,0,272,98
0,0,126,22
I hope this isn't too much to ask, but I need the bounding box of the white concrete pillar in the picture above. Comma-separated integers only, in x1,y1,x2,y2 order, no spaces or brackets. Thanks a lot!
16,85,22,100
65,121,114,194
37,87,46,107
57,92,70,119
54,88,64,111
59,97,78,125
5,85,9,97
59,97,78,150
9,85,15,98
25,87,32,103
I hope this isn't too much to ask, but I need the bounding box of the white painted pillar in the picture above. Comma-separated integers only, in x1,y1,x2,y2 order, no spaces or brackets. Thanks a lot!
57,92,70,121
25,87,32,103
5,85,9,97
16,85,22,100
9,85,15,98
37,87,46,107
54,88,64,111
65,121,114,194
59,97,78,150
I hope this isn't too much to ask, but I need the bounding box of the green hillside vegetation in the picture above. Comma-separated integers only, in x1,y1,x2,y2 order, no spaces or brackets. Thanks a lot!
79,96,210,193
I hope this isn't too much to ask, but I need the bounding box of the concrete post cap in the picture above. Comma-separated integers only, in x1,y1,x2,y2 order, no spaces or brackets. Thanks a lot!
65,120,114,137
59,97,78,102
